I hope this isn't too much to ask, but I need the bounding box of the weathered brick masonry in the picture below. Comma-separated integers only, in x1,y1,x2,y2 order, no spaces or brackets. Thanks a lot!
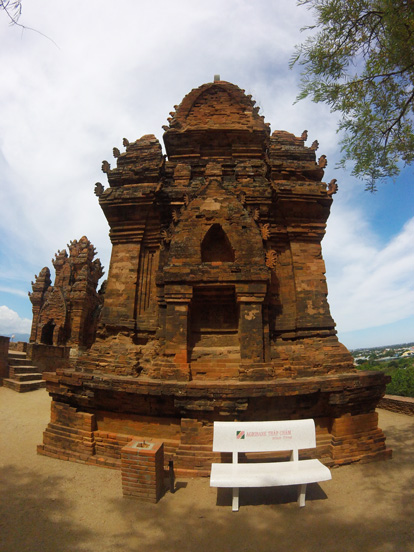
39,80,391,473
29,236,104,354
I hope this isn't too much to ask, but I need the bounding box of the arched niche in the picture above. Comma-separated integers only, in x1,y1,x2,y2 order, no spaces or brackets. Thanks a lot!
201,224,235,263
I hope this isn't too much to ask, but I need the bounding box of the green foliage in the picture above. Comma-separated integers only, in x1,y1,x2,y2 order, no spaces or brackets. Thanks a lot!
291,0,414,191
386,365,414,397
356,357,414,397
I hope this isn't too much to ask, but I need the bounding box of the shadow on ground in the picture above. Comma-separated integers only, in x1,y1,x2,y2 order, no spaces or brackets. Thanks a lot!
0,465,92,552
101,420,414,552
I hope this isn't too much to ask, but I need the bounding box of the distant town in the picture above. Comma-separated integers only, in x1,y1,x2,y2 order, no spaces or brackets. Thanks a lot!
351,342,414,364
351,343,414,398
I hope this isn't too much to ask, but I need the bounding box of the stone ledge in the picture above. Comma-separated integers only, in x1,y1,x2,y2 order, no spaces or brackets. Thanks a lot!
379,394,414,416
43,369,388,398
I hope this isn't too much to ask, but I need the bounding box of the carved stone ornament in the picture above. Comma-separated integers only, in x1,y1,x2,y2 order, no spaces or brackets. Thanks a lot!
250,207,260,221
161,228,173,244
260,223,271,241
318,155,328,168
265,249,278,269
238,191,246,205
101,160,111,173
94,182,104,197
172,209,181,223
327,179,339,196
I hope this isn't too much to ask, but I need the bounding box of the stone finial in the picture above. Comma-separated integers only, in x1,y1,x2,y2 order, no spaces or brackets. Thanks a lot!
327,179,338,196
113,147,120,158
102,160,111,173
301,130,308,141
318,155,328,168
123,137,130,148
310,140,319,151
94,182,104,197
31,267,52,293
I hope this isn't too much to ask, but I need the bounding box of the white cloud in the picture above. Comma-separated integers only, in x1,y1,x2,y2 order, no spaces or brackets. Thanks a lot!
324,214,414,333
0,305,31,334
0,287,28,298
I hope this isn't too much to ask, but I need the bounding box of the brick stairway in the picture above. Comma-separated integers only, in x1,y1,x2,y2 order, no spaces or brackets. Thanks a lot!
3,350,46,392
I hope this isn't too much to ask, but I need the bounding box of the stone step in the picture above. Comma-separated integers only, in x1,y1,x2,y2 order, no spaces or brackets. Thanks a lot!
9,365,36,372
9,367,38,378
6,350,44,392
12,373,43,382
8,357,31,366
3,379,46,393
8,351,27,358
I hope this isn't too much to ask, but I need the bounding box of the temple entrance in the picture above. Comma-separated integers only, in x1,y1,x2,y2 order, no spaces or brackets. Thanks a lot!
41,320,55,345
189,285,239,362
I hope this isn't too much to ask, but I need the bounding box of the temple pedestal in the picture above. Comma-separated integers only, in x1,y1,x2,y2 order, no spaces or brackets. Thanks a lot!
38,369,391,474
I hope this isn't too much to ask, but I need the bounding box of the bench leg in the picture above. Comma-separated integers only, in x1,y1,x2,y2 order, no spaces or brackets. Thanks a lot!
298,484,307,507
232,487,239,512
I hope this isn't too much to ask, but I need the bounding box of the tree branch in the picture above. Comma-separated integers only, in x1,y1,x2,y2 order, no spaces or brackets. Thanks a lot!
0,0,59,48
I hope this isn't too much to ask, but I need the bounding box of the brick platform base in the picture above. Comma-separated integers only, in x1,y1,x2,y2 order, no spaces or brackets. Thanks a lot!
37,369,392,473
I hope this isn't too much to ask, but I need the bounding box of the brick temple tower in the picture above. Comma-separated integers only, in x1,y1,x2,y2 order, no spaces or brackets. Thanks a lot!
39,80,391,472
29,236,104,350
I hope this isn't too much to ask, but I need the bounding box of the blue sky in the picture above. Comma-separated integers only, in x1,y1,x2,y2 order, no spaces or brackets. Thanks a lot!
0,0,413,350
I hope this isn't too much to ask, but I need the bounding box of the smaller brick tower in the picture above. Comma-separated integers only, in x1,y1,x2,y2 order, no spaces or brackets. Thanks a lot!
29,236,104,350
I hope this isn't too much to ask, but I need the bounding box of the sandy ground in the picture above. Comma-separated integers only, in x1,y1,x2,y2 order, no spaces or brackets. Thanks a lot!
1,387,414,552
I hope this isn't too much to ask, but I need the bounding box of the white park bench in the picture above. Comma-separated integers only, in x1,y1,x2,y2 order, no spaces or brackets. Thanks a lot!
210,419,331,511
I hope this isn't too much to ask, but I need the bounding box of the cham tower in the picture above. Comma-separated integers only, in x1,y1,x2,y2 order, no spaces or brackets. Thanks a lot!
38,80,391,473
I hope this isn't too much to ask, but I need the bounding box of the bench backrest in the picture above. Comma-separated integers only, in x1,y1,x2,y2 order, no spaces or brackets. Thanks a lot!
212,419,316,454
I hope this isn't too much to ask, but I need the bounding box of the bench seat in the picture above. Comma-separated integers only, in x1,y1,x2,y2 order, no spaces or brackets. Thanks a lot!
210,458,331,488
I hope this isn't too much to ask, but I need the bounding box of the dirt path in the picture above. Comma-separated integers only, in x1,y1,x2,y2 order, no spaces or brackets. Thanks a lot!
1,387,413,552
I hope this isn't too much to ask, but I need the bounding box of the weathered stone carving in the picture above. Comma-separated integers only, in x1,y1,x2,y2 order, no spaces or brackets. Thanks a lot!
318,154,328,168
327,178,339,196
260,223,271,241
94,182,104,197
265,249,278,269
38,80,391,474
